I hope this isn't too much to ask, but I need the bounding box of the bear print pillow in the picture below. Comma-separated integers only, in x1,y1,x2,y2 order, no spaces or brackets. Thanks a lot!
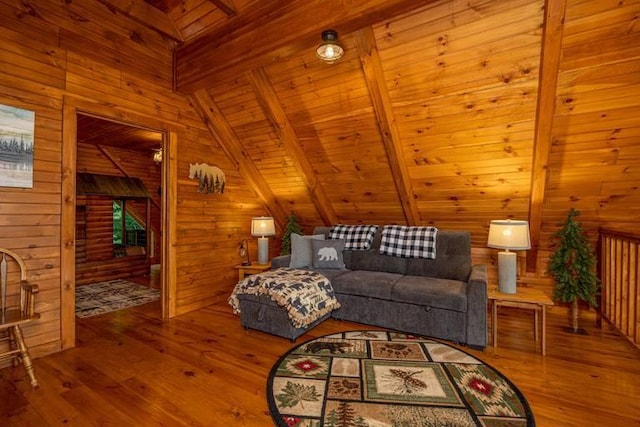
311,239,346,269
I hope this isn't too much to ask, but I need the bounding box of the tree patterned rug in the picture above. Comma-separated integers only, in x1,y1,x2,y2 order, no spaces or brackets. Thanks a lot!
268,330,535,426
75,279,160,318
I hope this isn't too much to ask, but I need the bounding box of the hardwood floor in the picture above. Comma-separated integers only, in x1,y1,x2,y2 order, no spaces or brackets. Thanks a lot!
1,301,639,426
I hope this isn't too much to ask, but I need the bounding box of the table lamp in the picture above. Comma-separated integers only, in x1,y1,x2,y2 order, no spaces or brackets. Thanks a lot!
251,217,275,265
487,220,531,294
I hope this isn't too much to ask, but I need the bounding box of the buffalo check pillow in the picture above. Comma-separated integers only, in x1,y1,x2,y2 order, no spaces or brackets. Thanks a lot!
379,225,438,259
328,224,379,250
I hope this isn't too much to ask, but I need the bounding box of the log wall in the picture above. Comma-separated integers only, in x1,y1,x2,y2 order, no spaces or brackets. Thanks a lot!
74,141,163,286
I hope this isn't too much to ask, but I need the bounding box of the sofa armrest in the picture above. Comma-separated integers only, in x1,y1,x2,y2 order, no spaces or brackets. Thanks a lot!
466,264,488,349
271,255,291,269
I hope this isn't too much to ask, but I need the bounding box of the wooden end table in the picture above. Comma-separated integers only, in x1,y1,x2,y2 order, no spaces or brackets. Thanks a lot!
488,286,554,355
234,262,271,281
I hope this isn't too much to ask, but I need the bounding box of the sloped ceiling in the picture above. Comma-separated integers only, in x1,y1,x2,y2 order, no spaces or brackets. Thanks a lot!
128,0,543,244
112,0,640,261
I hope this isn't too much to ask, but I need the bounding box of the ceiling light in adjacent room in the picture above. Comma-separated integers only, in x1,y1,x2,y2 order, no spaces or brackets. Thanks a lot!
316,29,344,64
153,148,162,164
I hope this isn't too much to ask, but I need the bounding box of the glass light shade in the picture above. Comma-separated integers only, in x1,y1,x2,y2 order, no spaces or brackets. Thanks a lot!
316,30,344,64
153,149,162,163
487,220,531,250
251,217,275,237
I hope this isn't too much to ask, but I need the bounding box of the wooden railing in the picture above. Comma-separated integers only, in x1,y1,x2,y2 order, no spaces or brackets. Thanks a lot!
598,228,640,350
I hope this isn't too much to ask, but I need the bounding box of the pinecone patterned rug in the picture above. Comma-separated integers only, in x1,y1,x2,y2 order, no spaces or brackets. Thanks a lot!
268,330,534,426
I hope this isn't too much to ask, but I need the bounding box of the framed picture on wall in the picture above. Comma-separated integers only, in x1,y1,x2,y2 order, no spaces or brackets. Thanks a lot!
0,103,34,188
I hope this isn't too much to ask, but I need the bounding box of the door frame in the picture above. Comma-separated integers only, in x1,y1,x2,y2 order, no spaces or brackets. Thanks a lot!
61,98,177,349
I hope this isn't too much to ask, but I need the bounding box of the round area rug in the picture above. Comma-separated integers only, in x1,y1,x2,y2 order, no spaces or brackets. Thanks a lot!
267,330,535,426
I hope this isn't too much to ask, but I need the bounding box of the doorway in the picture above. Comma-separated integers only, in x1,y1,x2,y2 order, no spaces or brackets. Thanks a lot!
74,113,164,298
59,106,172,349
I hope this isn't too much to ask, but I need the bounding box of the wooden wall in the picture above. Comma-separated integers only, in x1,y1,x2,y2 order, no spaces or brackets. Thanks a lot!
75,196,150,286
196,0,547,282
0,0,269,358
0,0,638,360
75,141,163,286
190,0,639,290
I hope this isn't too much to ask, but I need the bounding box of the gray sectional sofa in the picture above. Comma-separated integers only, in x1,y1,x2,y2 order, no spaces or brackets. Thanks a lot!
270,226,488,349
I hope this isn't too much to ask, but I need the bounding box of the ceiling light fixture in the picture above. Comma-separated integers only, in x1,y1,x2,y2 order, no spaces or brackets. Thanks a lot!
316,29,344,64
153,148,162,164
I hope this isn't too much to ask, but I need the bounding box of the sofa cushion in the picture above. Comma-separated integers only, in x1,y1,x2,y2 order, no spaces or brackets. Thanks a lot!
405,230,472,282
289,233,325,268
309,269,349,281
344,250,407,274
392,275,467,312
331,270,403,300
311,239,346,269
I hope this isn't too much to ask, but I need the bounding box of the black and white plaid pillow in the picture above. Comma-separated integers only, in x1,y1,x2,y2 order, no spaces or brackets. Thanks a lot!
379,225,438,259
328,224,379,250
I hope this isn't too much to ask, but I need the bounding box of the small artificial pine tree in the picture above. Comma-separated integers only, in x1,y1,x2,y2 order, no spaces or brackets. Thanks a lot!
280,211,301,255
547,208,600,333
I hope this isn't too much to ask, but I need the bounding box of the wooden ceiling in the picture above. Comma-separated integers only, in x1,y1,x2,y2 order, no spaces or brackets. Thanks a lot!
77,114,163,153
97,0,640,259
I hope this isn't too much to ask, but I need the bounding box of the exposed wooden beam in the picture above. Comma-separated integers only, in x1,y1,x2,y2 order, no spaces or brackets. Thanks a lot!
355,27,420,226
99,0,183,42
190,89,288,231
97,144,131,177
175,0,439,92
207,0,237,17
527,0,567,272
247,68,338,226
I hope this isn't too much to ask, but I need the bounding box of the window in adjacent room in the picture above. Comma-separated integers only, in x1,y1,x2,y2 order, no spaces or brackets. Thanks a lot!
113,199,146,257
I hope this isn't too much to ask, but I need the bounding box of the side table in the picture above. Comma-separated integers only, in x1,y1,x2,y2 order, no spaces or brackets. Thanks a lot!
234,263,271,281
488,286,554,355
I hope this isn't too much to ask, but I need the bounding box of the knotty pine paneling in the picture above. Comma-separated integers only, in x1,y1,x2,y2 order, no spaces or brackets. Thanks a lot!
205,78,325,230
543,0,640,255
2,0,638,360
0,0,266,359
373,0,543,241
172,125,271,314
262,38,406,225
168,0,224,41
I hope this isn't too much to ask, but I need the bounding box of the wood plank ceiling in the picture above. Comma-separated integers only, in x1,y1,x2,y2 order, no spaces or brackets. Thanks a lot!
121,0,639,258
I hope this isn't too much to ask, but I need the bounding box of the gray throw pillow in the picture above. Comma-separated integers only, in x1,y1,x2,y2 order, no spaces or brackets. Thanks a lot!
311,239,346,269
289,233,325,268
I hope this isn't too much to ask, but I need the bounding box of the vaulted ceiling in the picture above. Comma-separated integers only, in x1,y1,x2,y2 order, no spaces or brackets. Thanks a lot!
127,0,545,237
96,0,640,265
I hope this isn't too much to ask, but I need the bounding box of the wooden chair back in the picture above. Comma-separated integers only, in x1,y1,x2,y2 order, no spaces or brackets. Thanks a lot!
0,248,39,325
0,248,40,387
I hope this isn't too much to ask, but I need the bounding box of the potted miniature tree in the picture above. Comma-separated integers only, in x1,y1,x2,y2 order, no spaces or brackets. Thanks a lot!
547,209,600,333
280,211,301,255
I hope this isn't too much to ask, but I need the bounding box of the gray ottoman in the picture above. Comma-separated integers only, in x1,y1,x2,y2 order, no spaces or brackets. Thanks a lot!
237,294,331,341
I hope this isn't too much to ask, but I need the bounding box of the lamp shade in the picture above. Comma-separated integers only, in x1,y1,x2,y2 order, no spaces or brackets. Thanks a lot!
251,217,275,237
487,220,531,250
316,30,344,63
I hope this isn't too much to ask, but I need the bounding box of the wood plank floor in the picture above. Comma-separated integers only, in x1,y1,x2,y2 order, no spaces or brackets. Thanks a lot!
1,300,639,426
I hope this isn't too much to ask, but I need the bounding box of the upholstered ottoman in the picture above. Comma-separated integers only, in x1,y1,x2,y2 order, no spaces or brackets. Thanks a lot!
228,268,340,342
236,294,331,341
